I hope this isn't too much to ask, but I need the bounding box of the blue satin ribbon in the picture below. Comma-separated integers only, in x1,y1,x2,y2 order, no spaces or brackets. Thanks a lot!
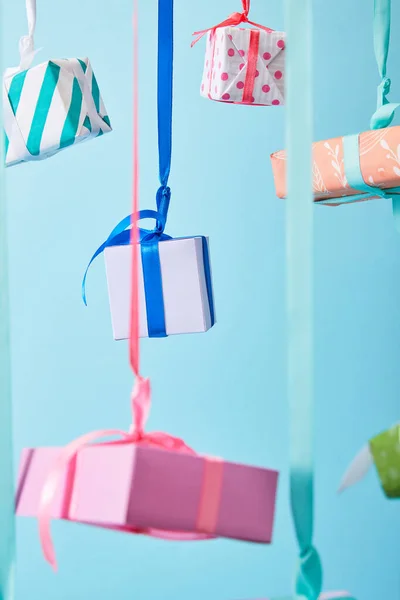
158,0,173,189
155,0,173,231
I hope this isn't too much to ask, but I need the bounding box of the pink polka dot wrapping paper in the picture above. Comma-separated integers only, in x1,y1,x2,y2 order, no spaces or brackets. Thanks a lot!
200,26,285,106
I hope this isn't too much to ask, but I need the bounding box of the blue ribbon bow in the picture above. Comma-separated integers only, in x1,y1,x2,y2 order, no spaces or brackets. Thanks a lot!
82,209,172,338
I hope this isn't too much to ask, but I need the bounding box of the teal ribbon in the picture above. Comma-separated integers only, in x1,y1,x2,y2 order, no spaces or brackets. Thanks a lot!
370,0,400,227
0,1,16,596
317,133,400,208
285,0,322,598
370,0,399,130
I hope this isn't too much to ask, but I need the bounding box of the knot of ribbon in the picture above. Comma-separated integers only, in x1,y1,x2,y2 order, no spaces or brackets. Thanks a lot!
191,0,273,47
81,209,172,306
369,0,399,130
380,75,391,99
18,34,36,71
5,0,40,77
295,545,323,600
154,184,171,233
38,376,212,571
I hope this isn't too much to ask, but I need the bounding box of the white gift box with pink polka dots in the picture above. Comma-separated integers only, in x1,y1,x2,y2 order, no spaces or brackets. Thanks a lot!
200,26,285,106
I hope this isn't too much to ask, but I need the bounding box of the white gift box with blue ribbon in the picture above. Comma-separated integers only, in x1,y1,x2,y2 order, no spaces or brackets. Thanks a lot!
105,236,215,340
3,0,111,167
82,210,216,340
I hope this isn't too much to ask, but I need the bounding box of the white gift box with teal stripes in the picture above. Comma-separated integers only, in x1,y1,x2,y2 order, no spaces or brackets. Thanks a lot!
4,57,111,167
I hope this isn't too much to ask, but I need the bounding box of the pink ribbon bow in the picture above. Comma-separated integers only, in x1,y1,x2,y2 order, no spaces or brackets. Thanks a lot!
191,0,274,47
38,3,213,571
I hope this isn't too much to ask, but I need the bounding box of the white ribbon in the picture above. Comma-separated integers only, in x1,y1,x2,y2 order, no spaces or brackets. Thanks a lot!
338,421,400,493
5,0,40,78
338,445,373,493
69,59,112,136
19,0,37,70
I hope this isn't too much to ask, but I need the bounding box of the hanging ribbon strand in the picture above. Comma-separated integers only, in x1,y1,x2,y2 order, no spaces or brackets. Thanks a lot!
129,0,143,381
191,0,273,47
285,0,323,597
37,0,214,568
368,0,400,228
82,0,174,335
370,0,399,130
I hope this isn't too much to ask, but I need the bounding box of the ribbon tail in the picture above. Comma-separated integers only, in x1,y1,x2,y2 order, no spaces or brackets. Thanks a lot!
191,15,243,47
191,30,208,47
338,445,373,493
370,101,400,129
81,241,108,306
38,429,132,570
81,214,133,305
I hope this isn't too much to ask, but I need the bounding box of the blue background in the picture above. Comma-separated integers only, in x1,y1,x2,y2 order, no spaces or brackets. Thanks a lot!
4,0,400,598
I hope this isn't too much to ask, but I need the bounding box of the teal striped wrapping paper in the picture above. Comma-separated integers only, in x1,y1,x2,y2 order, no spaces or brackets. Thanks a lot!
3,57,112,167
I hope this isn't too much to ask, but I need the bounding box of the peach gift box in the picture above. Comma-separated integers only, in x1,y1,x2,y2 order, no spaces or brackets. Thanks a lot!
270,125,400,206
16,443,279,543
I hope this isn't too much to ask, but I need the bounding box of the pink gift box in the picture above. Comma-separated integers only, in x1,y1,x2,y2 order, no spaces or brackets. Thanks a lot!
200,26,285,106
16,443,278,543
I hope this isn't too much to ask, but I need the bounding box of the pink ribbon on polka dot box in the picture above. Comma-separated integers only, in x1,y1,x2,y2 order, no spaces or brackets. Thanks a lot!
199,26,285,106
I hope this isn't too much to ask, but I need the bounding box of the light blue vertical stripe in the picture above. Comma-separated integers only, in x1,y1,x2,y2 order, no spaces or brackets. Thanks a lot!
285,0,320,599
0,1,16,597
26,62,61,156
59,77,83,149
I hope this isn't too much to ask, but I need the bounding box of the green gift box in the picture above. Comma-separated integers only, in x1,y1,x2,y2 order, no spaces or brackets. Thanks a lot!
370,425,400,498
339,423,400,499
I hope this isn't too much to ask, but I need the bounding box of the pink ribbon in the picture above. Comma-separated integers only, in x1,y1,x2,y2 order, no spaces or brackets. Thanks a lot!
191,0,274,47
38,1,216,571
242,29,260,103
